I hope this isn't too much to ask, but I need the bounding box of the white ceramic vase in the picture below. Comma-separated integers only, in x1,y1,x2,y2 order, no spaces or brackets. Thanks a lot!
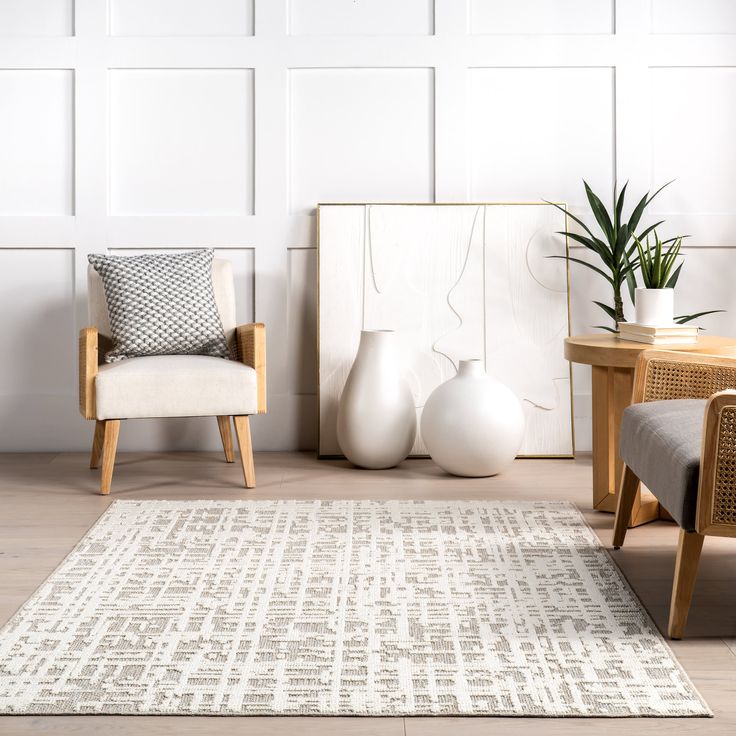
421,359,525,477
337,330,417,469
635,287,674,326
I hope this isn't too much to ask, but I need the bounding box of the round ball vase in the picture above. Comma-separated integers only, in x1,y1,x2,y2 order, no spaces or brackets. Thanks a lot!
337,330,417,469
635,287,674,326
421,359,525,477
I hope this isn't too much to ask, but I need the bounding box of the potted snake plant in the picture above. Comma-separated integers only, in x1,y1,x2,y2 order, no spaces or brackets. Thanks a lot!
632,231,681,325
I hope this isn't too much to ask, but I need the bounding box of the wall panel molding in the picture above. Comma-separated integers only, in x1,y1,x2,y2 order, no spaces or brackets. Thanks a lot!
109,0,254,37
470,0,614,35
109,68,254,216
288,0,433,36
1,0,735,452
0,69,74,215
0,0,73,37
288,67,435,215
651,0,736,35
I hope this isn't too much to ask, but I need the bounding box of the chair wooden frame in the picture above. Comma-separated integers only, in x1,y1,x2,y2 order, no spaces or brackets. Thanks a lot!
79,323,267,495
612,349,736,638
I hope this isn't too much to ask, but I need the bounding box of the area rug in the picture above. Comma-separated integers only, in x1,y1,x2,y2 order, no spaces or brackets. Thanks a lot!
0,500,710,717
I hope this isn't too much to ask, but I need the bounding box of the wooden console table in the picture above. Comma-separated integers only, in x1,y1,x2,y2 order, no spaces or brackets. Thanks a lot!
565,334,736,526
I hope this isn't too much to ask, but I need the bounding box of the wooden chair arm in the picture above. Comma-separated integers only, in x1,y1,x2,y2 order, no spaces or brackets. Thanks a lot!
236,323,267,414
79,327,98,419
696,390,736,536
632,349,736,404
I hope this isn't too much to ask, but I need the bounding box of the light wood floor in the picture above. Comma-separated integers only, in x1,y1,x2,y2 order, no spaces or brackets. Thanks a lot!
1,451,735,735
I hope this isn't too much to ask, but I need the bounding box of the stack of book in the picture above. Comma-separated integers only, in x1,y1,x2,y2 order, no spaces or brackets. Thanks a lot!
618,322,699,345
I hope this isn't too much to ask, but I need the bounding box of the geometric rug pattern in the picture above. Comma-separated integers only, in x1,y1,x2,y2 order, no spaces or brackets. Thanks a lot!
0,500,710,716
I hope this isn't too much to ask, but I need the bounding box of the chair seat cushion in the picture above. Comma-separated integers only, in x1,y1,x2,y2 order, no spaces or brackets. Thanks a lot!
95,355,257,419
620,399,706,531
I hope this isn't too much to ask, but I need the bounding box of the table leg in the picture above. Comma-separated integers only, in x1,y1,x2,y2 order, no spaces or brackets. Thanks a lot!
591,364,615,510
590,365,660,527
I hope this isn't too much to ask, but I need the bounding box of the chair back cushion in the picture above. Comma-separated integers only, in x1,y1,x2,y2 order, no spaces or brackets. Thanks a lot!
87,251,236,361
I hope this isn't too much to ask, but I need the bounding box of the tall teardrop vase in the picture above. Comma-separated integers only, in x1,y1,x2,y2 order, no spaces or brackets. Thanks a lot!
337,330,417,469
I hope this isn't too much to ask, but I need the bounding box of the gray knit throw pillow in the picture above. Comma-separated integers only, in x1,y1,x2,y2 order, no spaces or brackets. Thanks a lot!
88,250,230,363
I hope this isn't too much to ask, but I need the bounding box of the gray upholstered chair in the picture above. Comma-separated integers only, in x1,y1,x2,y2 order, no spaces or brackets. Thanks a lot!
613,349,736,639
79,258,266,495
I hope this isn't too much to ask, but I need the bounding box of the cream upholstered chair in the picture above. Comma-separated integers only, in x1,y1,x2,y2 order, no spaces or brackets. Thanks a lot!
613,349,736,638
79,258,266,494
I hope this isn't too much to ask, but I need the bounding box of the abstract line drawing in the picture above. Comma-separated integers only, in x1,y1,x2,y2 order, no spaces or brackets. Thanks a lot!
318,203,573,457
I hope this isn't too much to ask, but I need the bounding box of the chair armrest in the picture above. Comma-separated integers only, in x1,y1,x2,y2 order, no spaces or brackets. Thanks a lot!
632,349,736,404
696,390,736,536
236,323,267,414
79,327,98,419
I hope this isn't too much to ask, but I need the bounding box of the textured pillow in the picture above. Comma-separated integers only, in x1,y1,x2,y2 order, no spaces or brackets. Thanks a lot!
88,249,230,363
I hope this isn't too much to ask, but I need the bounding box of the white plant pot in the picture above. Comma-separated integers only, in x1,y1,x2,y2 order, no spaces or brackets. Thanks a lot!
634,287,675,326
420,359,525,478
337,330,417,469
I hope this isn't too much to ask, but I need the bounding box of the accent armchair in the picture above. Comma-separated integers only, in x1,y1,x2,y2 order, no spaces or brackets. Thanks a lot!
79,258,266,494
612,348,736,639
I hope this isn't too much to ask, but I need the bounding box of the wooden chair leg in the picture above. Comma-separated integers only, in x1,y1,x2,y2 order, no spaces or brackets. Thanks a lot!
232,415,256,488
99,420,121,496
89,420,105,469
612,465,640,549
668,529,705,639
216,416,235,463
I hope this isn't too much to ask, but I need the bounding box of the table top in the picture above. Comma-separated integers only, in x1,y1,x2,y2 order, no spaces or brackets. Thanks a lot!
564,333,736,368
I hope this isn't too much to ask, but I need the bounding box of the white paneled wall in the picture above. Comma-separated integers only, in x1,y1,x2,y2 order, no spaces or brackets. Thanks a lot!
289,68,435,214
109,0,254,37
468,67,615,207
0,0,73,36
289,1,434,36
0,0,735,452
0,70,73,214
109,69,255,215
651,0,736,34
469,1,614,34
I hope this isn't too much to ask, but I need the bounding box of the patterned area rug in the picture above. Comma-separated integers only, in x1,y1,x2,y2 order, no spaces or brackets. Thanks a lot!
0,500,710,716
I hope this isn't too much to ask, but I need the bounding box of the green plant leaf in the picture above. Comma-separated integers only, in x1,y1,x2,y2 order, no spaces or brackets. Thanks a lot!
584,180,614,244
675,310,726,325
622,250,638,302
653,235,662,286
593,301,618,320
634,220,665,243
620,263,640,278
660,234,689,245
613,222,630,261
543,200,600,242
627,191,650,235
547,254,614,284
614,181,628,231
629,180,673,234
645,179,675,207
626,269,637,303
665,262,683,288
634,234,653,286
660,238,682,284
559,231,614,266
